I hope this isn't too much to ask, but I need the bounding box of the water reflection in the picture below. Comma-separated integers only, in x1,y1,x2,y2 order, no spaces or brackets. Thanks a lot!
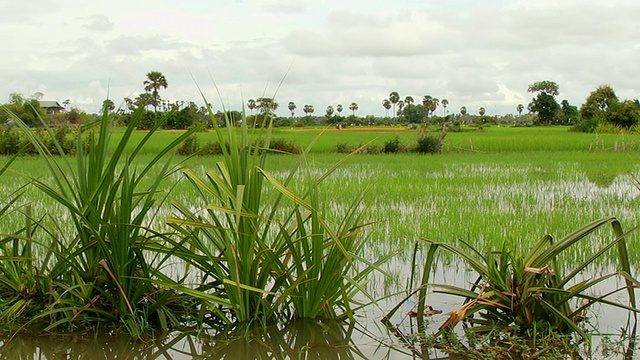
0,320,372,359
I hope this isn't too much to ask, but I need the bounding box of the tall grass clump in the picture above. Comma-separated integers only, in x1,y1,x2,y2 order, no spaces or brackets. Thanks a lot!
7,106,199,334
386,216,639,357
168,102,389,325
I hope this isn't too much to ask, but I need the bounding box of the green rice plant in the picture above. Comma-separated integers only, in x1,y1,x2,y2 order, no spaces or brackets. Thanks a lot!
9,106,199,332
388,216,638,348
167,99,385,324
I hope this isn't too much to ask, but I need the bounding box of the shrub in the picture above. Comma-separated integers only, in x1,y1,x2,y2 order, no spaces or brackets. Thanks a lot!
176,135,200,156
383,136,402,153
198,141,224,155
266,138,301,154
415,135,440,154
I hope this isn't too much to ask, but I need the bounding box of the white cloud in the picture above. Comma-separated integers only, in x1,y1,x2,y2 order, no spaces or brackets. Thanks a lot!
0,0,638,116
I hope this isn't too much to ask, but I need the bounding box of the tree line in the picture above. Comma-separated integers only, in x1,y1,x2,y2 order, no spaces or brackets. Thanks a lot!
2,73,639,133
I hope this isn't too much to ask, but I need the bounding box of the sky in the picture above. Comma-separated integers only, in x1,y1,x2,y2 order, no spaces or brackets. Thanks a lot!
1,0,639,117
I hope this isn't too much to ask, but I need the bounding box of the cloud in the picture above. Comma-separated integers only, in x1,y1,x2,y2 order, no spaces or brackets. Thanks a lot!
84,14,114,31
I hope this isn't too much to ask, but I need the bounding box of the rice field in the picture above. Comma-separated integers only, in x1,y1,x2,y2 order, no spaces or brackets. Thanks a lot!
2,123,640,358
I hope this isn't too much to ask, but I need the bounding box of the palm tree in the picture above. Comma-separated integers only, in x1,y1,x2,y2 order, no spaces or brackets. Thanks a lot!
349,102,358,116
404,96,414,106
336,104,343,116
143,71,168,112
326,105,334,117
247,99,256,115
441,99,449,116
62,98,71,111
389,91,400,120
422,95,433,117
288,101,297,117
479,107,486,116
382,99,391,117
431,98,440,116
516,103,524,117
460,106,467,116
303,104,314,116
397,100,405,116
256,98,279,116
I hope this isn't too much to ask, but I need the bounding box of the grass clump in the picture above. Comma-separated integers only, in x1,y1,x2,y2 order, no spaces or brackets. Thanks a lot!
167,104,388,325
385,216,639,358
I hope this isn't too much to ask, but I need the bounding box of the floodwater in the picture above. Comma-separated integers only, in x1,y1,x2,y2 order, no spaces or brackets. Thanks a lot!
3,163,640,359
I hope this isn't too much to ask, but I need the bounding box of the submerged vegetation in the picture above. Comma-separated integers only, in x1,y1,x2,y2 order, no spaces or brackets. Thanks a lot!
0,102,383,337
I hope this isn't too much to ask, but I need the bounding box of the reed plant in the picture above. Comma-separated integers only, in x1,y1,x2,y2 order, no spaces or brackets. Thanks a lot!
387,216,639,356
167,104,386,325
7,106,199,332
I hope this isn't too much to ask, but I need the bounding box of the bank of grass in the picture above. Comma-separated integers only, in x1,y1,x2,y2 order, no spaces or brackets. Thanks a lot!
106,125,640,155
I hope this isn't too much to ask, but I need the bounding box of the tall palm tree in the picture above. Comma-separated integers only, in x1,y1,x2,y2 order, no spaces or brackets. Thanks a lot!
397,100,405,116
516,103,524,117
143,71,168,112
460,106,467,116
303,104,314,116
349,102,358,116
336,104,343,116
441,99,449,116
382,99,391,117
288,101,297,117
479,107,486,116
404,96,414,106
431,98,439,116
422,95,433,117
389,91,400,120
326,105,334,117
247,99,256,115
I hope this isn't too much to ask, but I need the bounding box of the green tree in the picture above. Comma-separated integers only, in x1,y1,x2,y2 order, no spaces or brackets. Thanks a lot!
256,97,279,116
382,99,391,117
325,105,334,117
102,99,115,114
404,95,414,106
1,92,46,126
527,80,560,125
460,106,467,116
303,104,314,116
247,99,256,115
607,100,640,129
349,102,358,116
559,100,579,125
287,101,296,117
441,99,449,116
389,91,400,119
580,85,619,121
516,103,524,117
478,107,486,116
402,103,426,123
336,104,343,116
143,71,168,112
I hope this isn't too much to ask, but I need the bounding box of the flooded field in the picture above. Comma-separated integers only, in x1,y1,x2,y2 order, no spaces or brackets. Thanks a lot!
3,151,640,359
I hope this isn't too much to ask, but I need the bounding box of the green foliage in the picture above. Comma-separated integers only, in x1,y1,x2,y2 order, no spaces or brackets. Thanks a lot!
528,92,560,125
394,217,638,347
527,80,560,96
167,104,384,324
383,136,403,153
415,134,440,154
176,134,200,156
8,105,199,333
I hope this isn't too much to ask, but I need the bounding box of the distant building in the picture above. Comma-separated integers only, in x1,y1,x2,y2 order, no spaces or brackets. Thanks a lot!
38,100,64,115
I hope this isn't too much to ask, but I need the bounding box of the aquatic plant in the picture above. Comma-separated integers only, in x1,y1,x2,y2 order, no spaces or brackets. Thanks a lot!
386,216,639,357
8,106,199,332
167,102,387,324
